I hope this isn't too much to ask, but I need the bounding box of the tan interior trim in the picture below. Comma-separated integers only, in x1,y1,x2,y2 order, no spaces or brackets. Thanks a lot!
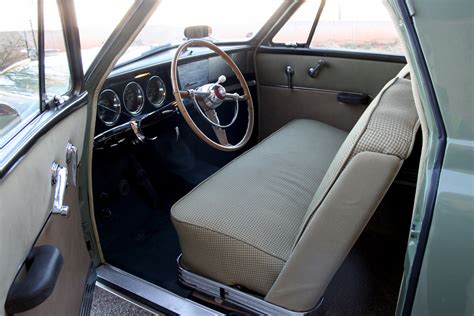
0,108,88,313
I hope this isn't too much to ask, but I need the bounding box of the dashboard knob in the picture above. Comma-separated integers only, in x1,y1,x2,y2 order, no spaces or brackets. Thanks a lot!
217,75,226,84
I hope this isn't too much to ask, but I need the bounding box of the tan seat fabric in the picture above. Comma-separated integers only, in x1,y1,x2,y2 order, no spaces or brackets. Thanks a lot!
172,120,348,294
299,76,419,237
171,68,419,311
266,76,419,311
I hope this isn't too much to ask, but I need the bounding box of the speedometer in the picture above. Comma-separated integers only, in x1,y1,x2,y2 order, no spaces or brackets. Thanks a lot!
146,75,166,108
123,81,144,115
98,89,121,126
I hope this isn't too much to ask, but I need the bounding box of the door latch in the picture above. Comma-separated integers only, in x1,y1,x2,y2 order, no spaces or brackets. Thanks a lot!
66,143,78,187
285,65,295,89
308,60,325,78
51,163,69,217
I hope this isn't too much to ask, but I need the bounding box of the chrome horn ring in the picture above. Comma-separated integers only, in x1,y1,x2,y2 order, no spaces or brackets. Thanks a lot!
189,89,239,129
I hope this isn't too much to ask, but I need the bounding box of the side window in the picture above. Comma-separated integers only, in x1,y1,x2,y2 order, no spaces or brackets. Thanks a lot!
310,0,402,53
0,1,39,144
0,0,71,146
272,0,402,55
43,1,71,97
272,0,322,45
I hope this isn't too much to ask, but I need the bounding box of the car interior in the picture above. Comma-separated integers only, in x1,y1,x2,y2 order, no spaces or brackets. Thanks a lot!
90,1,422,314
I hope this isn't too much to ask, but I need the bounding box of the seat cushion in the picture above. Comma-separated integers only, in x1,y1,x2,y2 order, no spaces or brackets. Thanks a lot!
171,119,348,295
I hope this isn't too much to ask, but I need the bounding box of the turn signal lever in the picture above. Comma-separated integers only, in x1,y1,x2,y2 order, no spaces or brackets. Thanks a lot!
285,65,295,90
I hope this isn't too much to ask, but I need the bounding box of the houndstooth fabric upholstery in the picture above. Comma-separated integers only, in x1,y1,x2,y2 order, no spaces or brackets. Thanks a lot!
300,77,418,236
171,75,418,298
172,120,348,294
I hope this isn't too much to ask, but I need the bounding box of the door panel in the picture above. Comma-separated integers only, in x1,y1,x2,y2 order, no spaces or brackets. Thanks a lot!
18,185,91,316
0,106,90,315
259,85,366,135
256,52,405,138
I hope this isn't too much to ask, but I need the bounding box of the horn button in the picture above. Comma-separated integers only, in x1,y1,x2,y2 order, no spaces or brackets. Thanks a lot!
197,83,226,109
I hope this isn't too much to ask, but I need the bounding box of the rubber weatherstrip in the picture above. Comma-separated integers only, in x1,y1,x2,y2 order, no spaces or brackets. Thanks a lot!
396,1,447,315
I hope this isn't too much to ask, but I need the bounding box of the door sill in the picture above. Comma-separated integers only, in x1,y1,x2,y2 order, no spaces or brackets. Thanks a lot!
96,264,223,315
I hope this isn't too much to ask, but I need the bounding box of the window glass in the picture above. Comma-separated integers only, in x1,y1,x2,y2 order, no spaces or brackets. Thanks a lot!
272,0,322,45
74,0,134,71
311,0,402,53
44,1,71,97
0,0,39,144
120,0,284,64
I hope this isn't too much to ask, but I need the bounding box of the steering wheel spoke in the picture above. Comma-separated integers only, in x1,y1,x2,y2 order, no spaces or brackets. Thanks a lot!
224,93,248,102
179,90,213,100
204,110,229,146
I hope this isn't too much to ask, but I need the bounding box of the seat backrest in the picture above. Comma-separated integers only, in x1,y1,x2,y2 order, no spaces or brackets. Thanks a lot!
265,66,420,312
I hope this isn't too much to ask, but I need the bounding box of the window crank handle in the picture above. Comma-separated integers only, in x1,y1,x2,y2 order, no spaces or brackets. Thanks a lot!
308,60,325,78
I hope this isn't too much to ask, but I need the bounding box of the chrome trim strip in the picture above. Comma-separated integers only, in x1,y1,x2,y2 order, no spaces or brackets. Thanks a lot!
177,255,320,315
97,264,223,316
95,282,161,315
260,83,373,97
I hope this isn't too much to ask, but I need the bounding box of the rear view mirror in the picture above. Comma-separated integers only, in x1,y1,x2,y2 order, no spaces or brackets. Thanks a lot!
184,25,212,39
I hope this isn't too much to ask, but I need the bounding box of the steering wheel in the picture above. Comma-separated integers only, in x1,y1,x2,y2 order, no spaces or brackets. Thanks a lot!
171,40,254,152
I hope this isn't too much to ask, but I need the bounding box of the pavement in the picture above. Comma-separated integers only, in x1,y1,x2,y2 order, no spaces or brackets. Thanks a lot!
91,286,155,315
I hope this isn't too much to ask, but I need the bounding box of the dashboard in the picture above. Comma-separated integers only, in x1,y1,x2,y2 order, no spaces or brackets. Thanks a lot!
95,68,172,136
94,45,254,148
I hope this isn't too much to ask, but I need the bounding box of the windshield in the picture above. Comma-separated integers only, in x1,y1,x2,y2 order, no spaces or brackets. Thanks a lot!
120,0,284,63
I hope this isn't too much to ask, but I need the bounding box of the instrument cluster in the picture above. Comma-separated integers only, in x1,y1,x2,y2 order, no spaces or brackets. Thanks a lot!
97,74,167,127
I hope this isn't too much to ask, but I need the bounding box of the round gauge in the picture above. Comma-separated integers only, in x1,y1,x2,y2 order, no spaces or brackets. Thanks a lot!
98,89,121,126
123,81,145,115
146,75,166,108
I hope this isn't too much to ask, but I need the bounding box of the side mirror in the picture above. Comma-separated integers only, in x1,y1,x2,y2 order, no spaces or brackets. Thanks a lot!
184,25,212,39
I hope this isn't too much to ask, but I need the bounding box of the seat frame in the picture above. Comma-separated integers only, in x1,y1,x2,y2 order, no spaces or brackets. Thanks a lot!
177,255,323,315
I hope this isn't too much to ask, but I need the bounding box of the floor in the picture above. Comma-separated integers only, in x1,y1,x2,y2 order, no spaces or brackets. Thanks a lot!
93,128,230,300
91,286,154,316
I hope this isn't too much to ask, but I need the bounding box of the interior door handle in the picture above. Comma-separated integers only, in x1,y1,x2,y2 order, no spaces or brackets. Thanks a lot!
51,162,69,217
337,92,371,105
5,245,64,314
285,65,294,89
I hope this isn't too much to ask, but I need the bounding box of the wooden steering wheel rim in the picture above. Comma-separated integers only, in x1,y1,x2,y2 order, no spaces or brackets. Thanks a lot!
170,39,254,152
